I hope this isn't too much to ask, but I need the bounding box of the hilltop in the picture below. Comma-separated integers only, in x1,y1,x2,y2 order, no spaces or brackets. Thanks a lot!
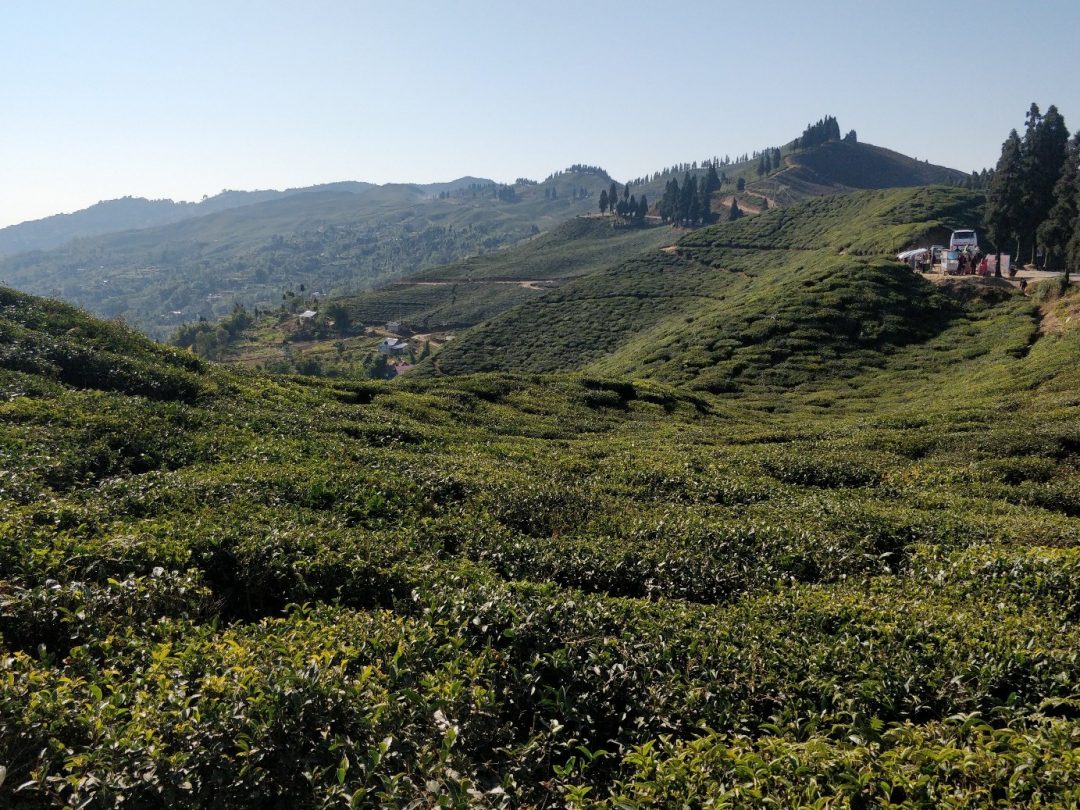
757,139,967,205
623,135,968,221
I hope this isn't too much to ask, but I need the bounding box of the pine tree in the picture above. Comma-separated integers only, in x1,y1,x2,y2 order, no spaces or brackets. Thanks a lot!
688,182,701,225
985,129,1025,271
1021,103,1070,263
736,177,746,192
599,189,609,214
661,178,679,223
609,182,618,210
727,199,742,221
637,194,648,223
704,165,721,197
699,182,712,224
1037,131,1079,276
679,173,695,224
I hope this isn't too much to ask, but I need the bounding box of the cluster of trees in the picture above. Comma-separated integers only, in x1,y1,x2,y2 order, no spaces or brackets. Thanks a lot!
951,169,993,190
433,182,536,203
544,164,612,182
793,115,842,149
756,148,785,177
542,186,590,201
599,182,649,223
985,103,1080,276
657,167,724,226
436,182,497,200
171,303,254,359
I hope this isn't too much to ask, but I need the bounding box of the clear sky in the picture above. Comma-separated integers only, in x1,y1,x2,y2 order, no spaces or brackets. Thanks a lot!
2,0,1078,227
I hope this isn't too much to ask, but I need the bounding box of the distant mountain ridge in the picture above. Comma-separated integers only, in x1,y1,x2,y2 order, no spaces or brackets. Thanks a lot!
0,177,495,258
0,190,284,257
0,171,605,336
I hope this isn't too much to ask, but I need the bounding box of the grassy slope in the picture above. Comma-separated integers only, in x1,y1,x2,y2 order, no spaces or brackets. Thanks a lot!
3,183,1078,807
216,217,676,374
0,173,611,338
323,217,674,330
1,274,1079,806
429,187,985,387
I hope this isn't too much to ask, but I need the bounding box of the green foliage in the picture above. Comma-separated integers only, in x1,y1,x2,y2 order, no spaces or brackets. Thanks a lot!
3,191,1080,805
793,114,842,150
0,286,204,401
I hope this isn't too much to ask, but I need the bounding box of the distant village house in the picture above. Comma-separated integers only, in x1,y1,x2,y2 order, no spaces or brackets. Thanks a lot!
378,337,410,355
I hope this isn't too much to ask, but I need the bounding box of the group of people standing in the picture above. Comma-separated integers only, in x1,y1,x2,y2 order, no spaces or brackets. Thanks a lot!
956,248,990,276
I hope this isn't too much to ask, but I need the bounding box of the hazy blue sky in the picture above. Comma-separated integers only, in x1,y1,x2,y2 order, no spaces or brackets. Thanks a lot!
2,0,1078,227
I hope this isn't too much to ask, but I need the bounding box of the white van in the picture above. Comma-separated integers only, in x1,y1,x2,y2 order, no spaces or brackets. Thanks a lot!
949,229,978,251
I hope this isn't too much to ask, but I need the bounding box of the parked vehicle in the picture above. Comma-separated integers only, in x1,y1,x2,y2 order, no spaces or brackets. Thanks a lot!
949,229,978,251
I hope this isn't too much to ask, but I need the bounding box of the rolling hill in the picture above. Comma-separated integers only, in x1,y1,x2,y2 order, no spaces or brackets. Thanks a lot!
620,136,968,216
754,139,969,206
185,216,676,376
303,216,675,332
425,186,989,391
214,136,972,376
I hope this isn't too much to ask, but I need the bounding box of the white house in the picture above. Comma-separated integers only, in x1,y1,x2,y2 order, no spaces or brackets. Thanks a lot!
378,337,410,355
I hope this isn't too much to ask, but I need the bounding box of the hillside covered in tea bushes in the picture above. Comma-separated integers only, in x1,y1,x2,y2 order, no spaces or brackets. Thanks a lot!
426,186,987,388
2,221,1080,810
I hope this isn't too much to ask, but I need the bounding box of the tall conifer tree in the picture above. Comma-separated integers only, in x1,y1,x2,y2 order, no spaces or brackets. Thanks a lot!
1037,131,1079,276
1020,104,1069,262
985,129,1025,269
